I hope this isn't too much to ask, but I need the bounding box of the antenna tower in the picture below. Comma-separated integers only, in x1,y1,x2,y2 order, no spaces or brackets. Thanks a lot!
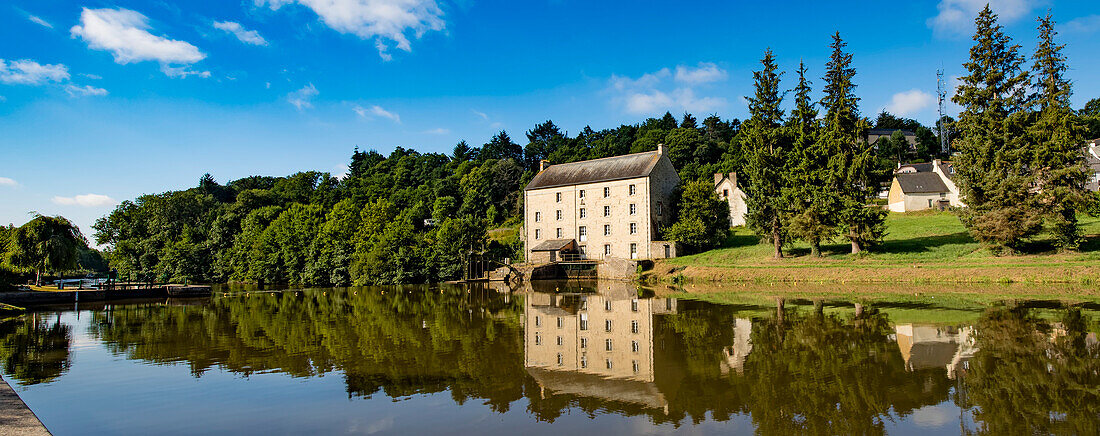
936,69,949,155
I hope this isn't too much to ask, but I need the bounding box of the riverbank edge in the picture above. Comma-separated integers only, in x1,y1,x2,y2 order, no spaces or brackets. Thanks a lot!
642,261,1100,287
0,375,51,436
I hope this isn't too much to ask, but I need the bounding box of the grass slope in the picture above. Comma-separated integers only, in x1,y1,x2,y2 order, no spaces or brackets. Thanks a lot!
655,211,1100,284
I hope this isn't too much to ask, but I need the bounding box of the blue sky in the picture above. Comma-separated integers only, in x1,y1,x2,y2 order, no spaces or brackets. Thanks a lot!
2,0,1099,241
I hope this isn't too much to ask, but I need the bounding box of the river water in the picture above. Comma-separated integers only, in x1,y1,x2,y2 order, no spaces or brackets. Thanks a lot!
1,282,1098,435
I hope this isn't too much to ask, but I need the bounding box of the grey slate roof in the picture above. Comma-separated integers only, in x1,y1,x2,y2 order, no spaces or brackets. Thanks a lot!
897,163,934,173
868,129,916,136
530,239,575,251
896,172,949,194
525,151,661,191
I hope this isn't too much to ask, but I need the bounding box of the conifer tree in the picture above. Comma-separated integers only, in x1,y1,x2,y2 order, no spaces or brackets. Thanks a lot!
785,61,838,256
742,49,789,258
820,32,885,254
1029,12,1088,250
953,6,1039,253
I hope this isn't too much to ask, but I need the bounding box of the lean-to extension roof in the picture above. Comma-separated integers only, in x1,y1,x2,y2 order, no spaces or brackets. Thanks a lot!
525,151,661,191
895,172,949,194
530,239,575,251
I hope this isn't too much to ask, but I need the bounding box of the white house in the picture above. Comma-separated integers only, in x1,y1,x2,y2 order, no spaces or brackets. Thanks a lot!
887,159,964,212
713,172,747,226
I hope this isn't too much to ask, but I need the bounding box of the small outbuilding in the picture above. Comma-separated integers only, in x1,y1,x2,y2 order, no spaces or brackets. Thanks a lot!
528,239,579,263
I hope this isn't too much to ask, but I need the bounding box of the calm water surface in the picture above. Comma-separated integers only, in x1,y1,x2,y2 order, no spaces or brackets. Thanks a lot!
2,282,1098,435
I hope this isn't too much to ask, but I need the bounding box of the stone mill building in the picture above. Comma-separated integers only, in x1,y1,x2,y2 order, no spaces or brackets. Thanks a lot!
523,145,680,263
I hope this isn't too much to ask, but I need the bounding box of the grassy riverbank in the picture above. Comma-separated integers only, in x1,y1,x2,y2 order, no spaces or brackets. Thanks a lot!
649,211,1100,285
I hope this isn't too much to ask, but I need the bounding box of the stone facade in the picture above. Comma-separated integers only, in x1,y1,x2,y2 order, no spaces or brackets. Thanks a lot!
713,172,747,226
523,147,680,262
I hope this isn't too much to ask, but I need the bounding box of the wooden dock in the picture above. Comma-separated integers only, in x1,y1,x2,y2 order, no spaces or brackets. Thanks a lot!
0,376,50,435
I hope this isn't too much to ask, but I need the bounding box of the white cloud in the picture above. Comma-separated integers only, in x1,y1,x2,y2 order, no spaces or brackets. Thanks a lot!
257,0,445,60
71,8,207,77
214,21,269,46
354,104,401,123
472,109,489,120
29,15,53,29
288,84,318,110
65,84,109,97
910,405,954,428
608,64,727,115
423,127,449,134
1065,15,1100,33
674,62,727,85
0,59,69,85
886,89,935,116
52,193,117,207
81,73,102,80
0,177,17,187
928,0,1038,37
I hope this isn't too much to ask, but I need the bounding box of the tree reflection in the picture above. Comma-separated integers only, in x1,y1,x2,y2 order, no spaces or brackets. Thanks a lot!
957,306,1100,435
0,315,72,385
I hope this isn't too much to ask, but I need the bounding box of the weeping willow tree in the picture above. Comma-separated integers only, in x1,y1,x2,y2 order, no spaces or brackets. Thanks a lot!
6,214,87,286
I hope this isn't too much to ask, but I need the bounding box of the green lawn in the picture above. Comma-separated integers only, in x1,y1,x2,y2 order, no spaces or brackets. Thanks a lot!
669,211,1100,267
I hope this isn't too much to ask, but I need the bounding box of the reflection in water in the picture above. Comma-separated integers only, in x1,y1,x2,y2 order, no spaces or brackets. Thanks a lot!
0,284,1098,434
0,314,71,385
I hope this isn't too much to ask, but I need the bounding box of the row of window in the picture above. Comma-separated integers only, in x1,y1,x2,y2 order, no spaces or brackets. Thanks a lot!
535,336,644,353
555,185,639,204
555,355,642,373
533,203,642,223
534,223,640,240
532,317,642,333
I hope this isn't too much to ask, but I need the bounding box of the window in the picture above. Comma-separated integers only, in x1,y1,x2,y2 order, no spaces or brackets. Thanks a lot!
580,337,588,349
579,226,587,242
579,208,587,219
631,340,639,352
579,189,585,199
603,187,610,197
604,244,611,256
580,357,587,368
534,211,541,222
556,228,563,238
629,204,636,215
928,199,934,208
629,223,637,234
580,314,588,330
605,339,613,351
555,192,562,202
631,299,638,312
723,189,729,198
603,205,610,217
940,192,947,199
557,353,563,366
632,360,639,373
606,359,613,369
603,224,611,236
557,317,563,328
605,300,612,311
657,202,663,216
605,319,613,332
631,320,639,334
629,184,636,195
556,210,562,220
630,243,638,259
556,336,563,346
535,316,541,327
534,229,541,240
535,334,541,345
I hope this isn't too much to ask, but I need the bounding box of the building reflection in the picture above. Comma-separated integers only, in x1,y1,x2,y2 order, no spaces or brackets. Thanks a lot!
894,324,977,379
523,281,676,411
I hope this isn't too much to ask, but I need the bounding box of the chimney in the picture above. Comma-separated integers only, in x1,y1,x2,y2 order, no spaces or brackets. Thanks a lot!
657,143,665,155
729,172,737,188
539,160,550,172
713,173,724,186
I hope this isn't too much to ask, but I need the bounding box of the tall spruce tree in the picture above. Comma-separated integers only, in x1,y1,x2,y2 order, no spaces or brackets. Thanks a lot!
953,6,1039,253
820,32,885,254
1029,12,1088,250
742,49,790,258
785,61,838,256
